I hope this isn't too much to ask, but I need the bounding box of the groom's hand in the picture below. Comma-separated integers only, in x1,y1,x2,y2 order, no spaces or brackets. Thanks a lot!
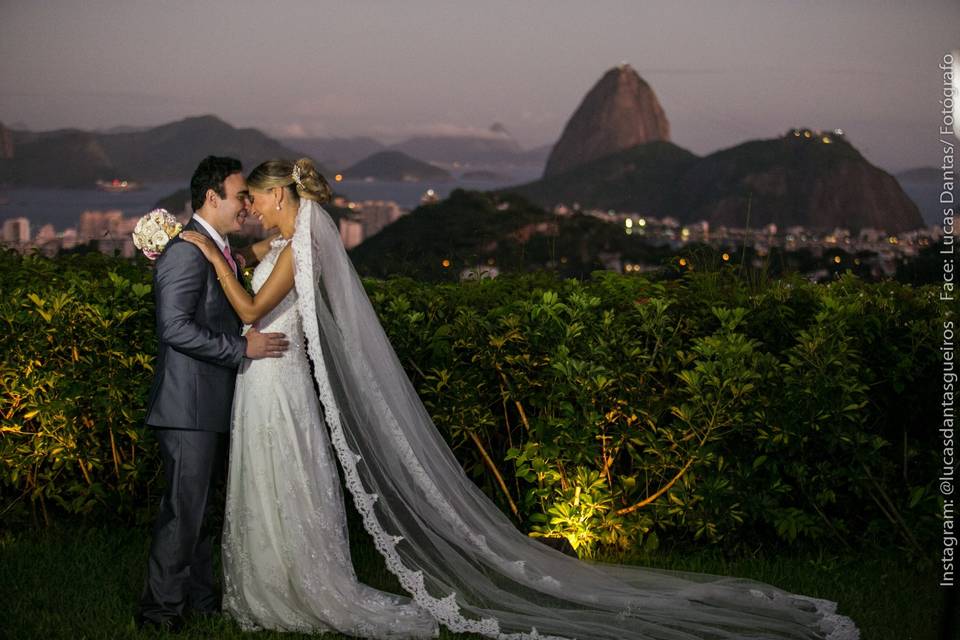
244,327,289,359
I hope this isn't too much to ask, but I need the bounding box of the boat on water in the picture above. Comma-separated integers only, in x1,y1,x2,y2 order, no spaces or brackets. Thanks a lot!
96,178,142,192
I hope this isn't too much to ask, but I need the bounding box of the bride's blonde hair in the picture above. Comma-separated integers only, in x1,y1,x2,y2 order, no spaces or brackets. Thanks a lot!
247,157,332,203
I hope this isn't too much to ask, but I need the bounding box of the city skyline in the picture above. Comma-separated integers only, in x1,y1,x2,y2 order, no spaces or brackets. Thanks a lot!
1,0,957,173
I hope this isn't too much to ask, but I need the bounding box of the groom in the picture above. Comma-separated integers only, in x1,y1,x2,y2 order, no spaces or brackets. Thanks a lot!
137,156,289,631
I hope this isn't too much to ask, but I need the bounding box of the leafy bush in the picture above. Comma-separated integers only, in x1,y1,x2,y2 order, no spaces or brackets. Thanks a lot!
0,249,159,525
370,268,943,558
0,248,943,561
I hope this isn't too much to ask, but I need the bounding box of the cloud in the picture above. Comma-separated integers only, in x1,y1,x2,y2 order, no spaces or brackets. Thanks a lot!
268,122,321,138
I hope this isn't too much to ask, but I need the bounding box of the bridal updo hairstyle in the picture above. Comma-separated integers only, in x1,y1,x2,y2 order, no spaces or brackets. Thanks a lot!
246,158,332,204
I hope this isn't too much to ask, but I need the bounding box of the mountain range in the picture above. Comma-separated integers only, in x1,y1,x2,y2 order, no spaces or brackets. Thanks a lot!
0,116,317,187
503,65,924,233
284,123,550,171
281,136,387,170
504,132,925,232
342,150,452,182
0,63,930,234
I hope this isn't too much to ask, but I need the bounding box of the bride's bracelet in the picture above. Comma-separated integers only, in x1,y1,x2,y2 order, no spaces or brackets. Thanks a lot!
216,270,233,282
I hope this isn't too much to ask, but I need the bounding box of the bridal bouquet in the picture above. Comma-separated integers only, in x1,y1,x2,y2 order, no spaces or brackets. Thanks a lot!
132,208,182,259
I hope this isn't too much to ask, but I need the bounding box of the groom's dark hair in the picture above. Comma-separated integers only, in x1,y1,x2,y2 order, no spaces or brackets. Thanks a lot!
190,155,243,212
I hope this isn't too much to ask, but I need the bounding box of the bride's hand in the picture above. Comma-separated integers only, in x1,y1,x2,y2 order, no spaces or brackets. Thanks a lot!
180,231,221,263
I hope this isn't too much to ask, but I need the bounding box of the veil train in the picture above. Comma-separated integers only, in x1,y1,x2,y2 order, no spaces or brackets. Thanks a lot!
290,199,859,640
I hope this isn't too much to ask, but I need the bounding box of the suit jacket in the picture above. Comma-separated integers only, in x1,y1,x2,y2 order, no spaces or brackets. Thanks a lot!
144,218,246,432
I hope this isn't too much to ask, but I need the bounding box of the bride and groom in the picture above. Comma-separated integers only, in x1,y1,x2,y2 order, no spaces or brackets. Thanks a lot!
137,155,859,639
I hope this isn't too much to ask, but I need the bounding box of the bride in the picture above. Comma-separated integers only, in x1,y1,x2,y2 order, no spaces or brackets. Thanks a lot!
180,158,859,640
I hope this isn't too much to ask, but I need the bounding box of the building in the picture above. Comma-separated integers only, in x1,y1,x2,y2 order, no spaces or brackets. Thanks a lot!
2,217,30,244
356,200,405,239
78,210,125,243
60,228,78,250
339,217,364,249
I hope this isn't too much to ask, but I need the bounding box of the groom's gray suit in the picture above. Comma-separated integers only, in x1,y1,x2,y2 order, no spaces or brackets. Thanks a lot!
139,218,246,625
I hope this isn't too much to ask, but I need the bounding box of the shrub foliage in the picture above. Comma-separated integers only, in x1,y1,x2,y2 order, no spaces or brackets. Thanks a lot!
0,249,943,558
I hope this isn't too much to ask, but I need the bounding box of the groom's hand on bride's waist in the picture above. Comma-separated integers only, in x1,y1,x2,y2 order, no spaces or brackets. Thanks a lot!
244,327,289,359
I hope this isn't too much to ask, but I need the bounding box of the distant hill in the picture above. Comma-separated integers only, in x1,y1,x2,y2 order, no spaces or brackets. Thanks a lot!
516,143,552,166
896,166,941,183
0,128,115,188
343,151,452,182
281,136,386,170
503,131,925,233
0,115,322,187
544,64,671,177
389,123,530,167
671,132,924,233
461,170,509,181
504,141,698,215
348,189,682,281
281,128,552,172
95,125,150,135
347,189,553,279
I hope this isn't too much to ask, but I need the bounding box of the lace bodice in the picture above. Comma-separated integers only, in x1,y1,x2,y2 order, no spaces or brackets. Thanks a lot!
250,237,301,338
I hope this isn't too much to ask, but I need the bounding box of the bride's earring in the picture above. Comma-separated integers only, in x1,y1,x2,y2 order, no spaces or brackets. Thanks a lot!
276,203,281,210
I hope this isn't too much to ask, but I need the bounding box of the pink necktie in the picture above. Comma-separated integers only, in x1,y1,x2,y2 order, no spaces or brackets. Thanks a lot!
221,245,237,275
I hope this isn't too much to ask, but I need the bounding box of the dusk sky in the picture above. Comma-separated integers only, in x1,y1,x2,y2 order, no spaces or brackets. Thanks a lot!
1,0,956,172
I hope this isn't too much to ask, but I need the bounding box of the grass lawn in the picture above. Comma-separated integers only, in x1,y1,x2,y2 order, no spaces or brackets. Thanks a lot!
0,518,950,640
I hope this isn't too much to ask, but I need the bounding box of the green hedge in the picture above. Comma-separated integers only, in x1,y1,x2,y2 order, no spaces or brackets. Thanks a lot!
0,250,158,525
0,249,944,559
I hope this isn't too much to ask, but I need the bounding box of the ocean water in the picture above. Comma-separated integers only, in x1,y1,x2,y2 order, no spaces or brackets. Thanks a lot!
0,169,543,232
0,182,185,230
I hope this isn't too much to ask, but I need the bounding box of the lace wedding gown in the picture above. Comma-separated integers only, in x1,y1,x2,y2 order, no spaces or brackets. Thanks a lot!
222,201,860,640
221,237,439,638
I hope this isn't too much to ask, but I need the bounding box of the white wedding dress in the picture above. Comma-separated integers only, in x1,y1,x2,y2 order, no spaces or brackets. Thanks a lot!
221,200,859,640
221,236,439,638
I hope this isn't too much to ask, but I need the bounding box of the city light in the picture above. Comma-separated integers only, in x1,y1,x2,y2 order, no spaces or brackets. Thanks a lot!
722,253,730,261
441,259,450,268
335,174,343,182
678,258,687,267
833,255,841,264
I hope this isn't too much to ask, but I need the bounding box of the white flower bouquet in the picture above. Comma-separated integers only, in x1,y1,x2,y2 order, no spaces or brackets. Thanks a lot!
132,208,182,260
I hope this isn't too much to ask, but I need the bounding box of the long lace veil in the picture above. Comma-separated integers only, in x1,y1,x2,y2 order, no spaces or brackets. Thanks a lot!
290,199,858,640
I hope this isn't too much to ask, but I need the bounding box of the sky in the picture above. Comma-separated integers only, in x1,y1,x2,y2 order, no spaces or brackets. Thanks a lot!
0,0,957,172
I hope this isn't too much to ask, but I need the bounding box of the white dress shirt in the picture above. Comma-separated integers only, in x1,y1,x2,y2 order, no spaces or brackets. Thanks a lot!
192,213,230,254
